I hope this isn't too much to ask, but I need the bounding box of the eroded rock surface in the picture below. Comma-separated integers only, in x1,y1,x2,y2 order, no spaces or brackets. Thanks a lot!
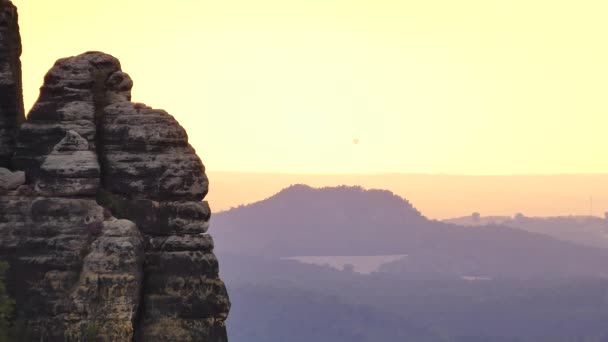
101,102,208,201
0,166,23,192
66,219,144,341
0,3,229,340
98,95,228,341
116,199,229,341
12,52,121,175
0,197,144,341
0,0,24,167
96,67,228,340
36,130,100,196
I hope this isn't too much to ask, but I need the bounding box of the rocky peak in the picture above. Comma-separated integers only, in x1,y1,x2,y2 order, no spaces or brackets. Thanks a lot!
0,2,229,341
12,52,123,175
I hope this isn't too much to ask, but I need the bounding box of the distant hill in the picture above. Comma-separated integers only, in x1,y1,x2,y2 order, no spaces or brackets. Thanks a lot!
213,184,426,257
213,185,608,278
444,215,608,249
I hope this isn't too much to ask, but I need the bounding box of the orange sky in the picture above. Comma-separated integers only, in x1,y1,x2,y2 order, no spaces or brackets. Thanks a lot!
11,0,608,176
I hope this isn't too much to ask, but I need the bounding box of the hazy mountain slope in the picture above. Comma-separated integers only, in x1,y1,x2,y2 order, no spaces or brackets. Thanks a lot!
227,284,443,342
218,254,608,342
213,185,608,278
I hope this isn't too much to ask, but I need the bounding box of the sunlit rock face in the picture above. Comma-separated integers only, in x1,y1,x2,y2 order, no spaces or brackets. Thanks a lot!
0,0,24,168
66,218,145,341
0,2,229,341
0,197,145,341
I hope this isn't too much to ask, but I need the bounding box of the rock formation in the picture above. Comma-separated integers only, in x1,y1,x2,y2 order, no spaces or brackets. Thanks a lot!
0,0,24,168
0,197,144,340
0,2,230,341
12,52,118,176
100,101,208,201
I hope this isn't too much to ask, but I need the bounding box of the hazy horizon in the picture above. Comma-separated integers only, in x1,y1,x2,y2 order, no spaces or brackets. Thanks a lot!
207,171,608,219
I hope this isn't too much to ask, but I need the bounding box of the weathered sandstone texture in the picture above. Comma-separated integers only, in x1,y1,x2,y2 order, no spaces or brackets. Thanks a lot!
101,101,208,201
0,2,229,341
36,130,100,196
0,197,144,340
0,0,24,168
12,52,119,176
0,166,23,192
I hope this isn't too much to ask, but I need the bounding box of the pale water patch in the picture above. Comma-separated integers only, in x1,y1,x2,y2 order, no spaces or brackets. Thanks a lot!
282,255,408,274
461,276,493,282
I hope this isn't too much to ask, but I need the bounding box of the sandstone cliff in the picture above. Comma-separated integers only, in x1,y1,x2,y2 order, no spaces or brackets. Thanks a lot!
0,0,24,168
0,2,230,341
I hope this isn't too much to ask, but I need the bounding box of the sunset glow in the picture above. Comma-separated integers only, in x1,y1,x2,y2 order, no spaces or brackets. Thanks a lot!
12,0,608,174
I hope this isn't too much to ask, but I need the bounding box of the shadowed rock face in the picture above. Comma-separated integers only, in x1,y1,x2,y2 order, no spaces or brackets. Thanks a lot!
0,0,24,168
0,2,229,341
119,199,230,341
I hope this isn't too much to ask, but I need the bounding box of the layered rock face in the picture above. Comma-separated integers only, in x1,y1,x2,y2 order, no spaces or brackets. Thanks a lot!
99,74,228,341
101,102,208,201
0,2,229,341
0,0,24,168
12,52,119,176
120,200,229,341
0,197,144,340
